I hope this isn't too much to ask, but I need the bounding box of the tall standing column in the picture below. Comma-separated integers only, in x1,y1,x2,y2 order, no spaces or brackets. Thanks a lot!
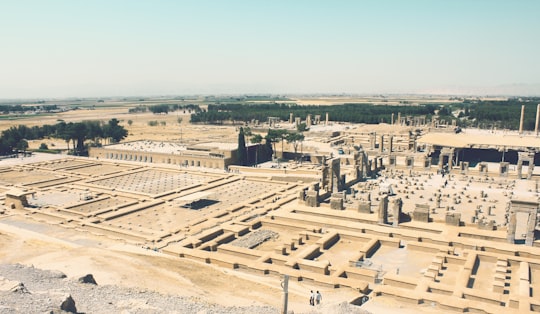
526,210,537,246
519,105,525,134
378,195,388,224
507,210,516,244
393,198,402,227
534,104,540,135
370,133,376,149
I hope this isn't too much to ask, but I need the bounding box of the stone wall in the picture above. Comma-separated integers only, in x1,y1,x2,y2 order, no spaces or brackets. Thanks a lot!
89,145,235,170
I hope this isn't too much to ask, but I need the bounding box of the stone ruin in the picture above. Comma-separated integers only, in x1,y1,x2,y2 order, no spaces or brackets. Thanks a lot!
301,183,320,207
445,211,461,226
322,157,344,193
5,189,29,210
507,199,540,246
5,127,540,314
517,152,535,180
330,192,345,210
413,203,430,223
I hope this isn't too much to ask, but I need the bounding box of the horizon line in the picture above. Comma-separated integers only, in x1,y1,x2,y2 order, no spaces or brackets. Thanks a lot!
1,92,539,102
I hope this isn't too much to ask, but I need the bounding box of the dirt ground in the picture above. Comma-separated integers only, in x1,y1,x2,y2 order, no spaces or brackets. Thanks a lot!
0,215,372,313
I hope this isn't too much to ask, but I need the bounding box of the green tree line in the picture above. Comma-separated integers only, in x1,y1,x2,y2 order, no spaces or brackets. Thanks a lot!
130,104,202,114
191,103,438,124
0,104,58,114
191,99,540,131
0,119,128,156
461,99,539,130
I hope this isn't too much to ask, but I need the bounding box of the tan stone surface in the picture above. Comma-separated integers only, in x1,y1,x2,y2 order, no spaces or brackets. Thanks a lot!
2,98,540,313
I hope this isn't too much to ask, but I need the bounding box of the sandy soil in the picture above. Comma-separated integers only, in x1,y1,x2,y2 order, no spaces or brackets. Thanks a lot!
0,215,365,313
0,219,273,304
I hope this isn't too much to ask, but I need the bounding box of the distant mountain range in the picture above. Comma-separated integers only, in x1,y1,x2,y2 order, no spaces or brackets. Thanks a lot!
415,84,540,97
1,84,539,101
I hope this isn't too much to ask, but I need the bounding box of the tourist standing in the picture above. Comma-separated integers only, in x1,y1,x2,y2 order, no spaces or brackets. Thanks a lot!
310,290,315,306
316,291,322,305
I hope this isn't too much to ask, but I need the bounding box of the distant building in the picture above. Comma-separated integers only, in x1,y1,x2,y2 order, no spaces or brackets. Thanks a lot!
89,140,240,170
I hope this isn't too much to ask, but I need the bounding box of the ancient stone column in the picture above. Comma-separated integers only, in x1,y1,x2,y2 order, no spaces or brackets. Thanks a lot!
392,198,402,227
325,112,329,125
424,157,431,170
289,113,293,124
353,151,363,180
389,135,393,153
499,162,509,177
391,113,394,125
298,189,306,204
507,210,516,244
528,163,535,180
519,105,525,134
378,195,388,224
534,104,540,135
389,155,396,167
526,210,537,246
379,135,384,153
331,158,341,193
306,114,312,127
305,189,320,207
321,162,329,191
397,112,401,125
369,133,376,149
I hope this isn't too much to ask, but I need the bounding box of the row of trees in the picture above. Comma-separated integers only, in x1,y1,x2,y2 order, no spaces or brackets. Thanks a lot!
193,99,540,131
191,103,438,125
430,99,540,130
0,104,58,114
0,119,128,156
129,104,202,114
461,100,539,130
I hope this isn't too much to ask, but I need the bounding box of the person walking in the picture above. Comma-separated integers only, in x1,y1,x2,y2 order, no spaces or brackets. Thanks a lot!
316,291,322,305
309,290,315,306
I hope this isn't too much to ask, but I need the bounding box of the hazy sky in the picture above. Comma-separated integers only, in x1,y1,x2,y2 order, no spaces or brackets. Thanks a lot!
1,0,539,98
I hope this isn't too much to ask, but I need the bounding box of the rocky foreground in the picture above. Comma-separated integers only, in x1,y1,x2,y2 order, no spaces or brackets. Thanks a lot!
0,264,369,314
0,263,278,314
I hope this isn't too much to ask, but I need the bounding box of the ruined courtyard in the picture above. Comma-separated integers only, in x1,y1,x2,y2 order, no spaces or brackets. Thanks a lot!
2,110,540,314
